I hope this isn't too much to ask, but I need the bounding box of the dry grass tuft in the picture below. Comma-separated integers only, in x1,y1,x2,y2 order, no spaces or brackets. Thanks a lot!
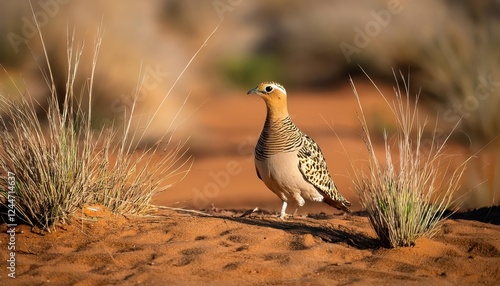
0,12,191,230
350,71,469,248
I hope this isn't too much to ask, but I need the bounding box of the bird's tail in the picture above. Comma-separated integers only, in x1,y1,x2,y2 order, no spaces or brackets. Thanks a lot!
323,196,351,213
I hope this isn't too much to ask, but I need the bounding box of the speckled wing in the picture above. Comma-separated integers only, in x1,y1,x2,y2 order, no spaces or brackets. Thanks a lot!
297,134,351,212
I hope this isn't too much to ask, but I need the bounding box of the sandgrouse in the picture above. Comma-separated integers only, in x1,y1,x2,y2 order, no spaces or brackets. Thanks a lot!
248,82,351,219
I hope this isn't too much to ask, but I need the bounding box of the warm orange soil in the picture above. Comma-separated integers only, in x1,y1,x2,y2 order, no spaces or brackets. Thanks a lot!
1,208,499,285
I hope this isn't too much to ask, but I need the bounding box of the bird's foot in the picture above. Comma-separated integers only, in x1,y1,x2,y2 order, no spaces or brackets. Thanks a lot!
277,201,289,220
276,204,301,220
277,212,289,220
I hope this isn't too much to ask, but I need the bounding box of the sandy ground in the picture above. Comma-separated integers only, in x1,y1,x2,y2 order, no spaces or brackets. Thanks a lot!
1,208,499,285
1,81,499,285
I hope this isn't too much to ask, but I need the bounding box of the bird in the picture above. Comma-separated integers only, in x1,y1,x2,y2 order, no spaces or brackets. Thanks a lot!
247,81,351,219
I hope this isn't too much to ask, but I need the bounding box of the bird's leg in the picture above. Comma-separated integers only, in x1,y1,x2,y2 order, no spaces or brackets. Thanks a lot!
290,194,305,218
279,201,288,219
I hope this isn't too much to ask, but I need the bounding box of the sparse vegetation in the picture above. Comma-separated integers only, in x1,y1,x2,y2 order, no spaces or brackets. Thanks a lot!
350,71,468,248
0,18,190,230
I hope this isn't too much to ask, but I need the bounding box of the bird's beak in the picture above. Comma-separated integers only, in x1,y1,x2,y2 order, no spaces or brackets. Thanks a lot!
247,87,259,95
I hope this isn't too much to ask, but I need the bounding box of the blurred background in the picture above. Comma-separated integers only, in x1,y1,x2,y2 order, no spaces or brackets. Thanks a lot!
0,0,499,211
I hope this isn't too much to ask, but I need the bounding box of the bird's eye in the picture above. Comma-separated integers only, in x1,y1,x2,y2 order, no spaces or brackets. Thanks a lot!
265,86,273,92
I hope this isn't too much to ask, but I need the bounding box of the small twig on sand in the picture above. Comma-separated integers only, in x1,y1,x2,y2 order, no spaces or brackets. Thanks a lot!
240,207,260,218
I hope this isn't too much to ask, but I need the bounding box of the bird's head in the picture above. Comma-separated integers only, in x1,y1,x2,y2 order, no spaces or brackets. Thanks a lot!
247,82,288,118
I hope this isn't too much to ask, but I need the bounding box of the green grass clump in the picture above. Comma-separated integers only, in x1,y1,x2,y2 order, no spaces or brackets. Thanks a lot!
0,22,190,230
351,71,468,248
218,55,285,88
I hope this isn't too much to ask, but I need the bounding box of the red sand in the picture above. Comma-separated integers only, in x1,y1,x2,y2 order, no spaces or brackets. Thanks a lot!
1,209,499,285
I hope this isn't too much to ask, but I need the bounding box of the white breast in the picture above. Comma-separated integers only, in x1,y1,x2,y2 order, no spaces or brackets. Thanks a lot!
255,151,324,204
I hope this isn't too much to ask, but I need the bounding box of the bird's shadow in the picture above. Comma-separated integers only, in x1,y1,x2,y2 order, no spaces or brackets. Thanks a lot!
203,212,381,250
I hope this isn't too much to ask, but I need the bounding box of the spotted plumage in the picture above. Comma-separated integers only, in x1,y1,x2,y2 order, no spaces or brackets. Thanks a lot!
248,82,351,218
